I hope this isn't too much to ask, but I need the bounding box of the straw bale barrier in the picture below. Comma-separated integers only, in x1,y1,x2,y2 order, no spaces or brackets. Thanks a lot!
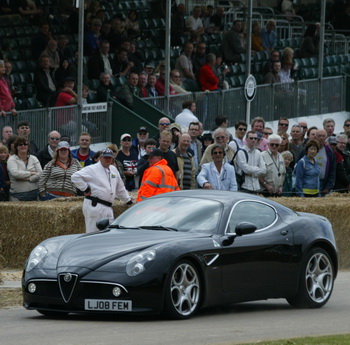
0,194,349,270
0,197,129,269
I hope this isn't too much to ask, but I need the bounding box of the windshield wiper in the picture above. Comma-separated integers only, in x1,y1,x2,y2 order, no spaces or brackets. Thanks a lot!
139,225,178,232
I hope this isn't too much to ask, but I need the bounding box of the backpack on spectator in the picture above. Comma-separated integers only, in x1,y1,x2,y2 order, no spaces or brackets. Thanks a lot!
231,148,248,190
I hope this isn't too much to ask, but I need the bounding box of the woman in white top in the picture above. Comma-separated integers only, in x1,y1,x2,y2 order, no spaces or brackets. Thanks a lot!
7,136,42,201
259,134,286,196
197,144,237,191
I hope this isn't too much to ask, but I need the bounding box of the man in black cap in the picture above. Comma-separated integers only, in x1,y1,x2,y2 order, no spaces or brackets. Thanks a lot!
72,148,133,233
132,126,149,160
137,148,179,202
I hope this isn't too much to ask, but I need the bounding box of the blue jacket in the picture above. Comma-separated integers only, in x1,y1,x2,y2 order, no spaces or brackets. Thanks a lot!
197,162,237,191
295,156,320,197
261,28,276,51
71,148,96,167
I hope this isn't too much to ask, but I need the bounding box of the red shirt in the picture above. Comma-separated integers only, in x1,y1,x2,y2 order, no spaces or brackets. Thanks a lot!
199,64,219,91
0,77,15,111
155,79,176,96
55,92,74,107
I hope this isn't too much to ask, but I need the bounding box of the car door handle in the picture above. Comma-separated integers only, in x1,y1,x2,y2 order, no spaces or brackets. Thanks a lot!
280,230,289,236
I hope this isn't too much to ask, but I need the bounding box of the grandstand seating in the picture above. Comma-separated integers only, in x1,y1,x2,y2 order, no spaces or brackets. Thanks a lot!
1,3,349,110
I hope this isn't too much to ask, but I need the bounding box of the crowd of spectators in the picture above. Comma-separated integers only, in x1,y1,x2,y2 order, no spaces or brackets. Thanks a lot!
1,0,341,115
1,114,350,202
1,1,350,203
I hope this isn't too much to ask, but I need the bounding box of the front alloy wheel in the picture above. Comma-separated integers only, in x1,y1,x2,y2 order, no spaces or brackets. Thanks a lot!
164,260,201,319
287,247,334,308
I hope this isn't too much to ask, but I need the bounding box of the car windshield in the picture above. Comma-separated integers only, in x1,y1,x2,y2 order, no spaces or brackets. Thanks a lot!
112,197,222,234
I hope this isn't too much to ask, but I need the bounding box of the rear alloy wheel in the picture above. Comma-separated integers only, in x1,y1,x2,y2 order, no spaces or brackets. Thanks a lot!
164,260,201,319
287,247,334,308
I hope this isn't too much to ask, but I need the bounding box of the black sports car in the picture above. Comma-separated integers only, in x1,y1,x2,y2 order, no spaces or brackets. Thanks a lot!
23,190,338,319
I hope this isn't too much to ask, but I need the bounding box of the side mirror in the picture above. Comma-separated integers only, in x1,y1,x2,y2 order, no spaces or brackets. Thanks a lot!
96,218,110,231
235,222,257,236
221,222,257,246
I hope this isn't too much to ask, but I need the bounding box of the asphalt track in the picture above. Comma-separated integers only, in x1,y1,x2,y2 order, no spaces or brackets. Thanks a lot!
1,271,349,345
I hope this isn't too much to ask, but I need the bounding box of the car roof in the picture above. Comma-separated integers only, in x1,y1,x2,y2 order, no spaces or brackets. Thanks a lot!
151,190,268,207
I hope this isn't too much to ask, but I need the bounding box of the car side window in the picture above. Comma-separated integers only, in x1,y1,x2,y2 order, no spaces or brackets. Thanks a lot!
228,201,277,233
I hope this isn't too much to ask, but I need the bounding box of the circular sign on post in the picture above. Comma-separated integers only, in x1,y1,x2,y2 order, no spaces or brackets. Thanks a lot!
244,74,257,102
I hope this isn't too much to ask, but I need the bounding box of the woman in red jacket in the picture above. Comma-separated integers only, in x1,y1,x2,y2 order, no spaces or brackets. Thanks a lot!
198,53,219,91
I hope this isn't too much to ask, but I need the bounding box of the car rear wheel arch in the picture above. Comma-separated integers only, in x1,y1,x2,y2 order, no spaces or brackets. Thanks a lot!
287,245,335,309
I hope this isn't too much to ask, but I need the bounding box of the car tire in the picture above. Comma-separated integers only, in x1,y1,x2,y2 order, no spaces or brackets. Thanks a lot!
163,260,201,320
287,247,334,308
37,310,69,317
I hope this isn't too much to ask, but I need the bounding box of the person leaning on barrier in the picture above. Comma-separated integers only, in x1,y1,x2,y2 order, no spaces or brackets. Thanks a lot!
200,128,235,167
7,136,42,201
235,130,266,194
333,134,350,193
281,150,294,196
294,139,321,197
71,132,96,167
38,141,81,200
259,134,286,196
36,130,61,168
16,121,39,156
71,148,133,233
197,144,237,191
137,148,180,202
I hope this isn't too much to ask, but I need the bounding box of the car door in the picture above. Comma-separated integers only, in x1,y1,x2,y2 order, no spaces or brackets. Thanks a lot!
220,200,297,301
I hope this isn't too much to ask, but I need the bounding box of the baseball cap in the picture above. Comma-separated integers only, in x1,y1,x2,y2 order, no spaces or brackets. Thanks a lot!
120,133,132,141
138,126,148,133
100,148,114,157
64,76,75,82
57,141,70,150
326,136,337,145
144,148,163,158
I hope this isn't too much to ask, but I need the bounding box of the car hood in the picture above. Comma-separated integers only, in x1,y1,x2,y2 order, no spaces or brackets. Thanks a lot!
56,229,212,270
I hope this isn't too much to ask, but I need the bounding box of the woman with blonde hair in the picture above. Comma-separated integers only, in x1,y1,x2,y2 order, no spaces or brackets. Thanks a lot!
38,141,81,200
281,150,294,196
251,21,264,51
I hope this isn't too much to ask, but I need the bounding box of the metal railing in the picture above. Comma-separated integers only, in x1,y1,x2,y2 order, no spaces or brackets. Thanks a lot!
0,102,112,149
1,76,345,148
143,76,345,130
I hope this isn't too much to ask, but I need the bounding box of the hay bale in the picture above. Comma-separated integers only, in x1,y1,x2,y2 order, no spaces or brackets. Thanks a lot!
0,199,129,269
273,196,350,269
0,193,349,270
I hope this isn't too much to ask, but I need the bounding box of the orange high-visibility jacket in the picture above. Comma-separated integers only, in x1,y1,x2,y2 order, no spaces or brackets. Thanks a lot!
137,159,180,202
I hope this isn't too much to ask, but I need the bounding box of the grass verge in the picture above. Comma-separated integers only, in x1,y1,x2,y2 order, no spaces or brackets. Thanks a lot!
0,288,22,308
233,334,350,345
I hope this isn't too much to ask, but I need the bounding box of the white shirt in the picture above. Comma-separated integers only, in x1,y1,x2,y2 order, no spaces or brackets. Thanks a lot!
175,109,199,132
229,137,244,152
186,16,203,31
235,145,266,191
71,161,130,203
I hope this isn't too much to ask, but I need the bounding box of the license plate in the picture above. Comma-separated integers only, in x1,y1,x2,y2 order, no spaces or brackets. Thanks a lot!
85,299,132,311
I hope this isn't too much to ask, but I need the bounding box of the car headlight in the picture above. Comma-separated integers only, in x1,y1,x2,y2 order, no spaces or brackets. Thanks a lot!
25,245,48,272
126,250,156,277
